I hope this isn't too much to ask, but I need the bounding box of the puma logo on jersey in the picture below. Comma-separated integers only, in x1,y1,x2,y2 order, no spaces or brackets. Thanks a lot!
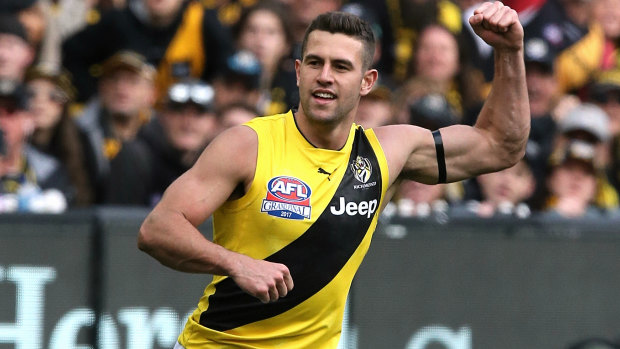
330,197,377,218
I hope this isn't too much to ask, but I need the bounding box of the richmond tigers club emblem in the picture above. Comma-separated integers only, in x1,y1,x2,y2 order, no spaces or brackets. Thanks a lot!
351,156,372,183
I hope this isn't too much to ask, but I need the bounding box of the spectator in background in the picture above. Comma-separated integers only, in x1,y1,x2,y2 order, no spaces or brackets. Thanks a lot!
25,65,94,206
520,37,572,207
454,142,539,219
389,180,453,220
233,1,296,115
0,14,35,82
589,69,620,194
62,0,234,102
556,103,619,210
519,0,591,56
542,140,608,218
402,24,485,124
347,0,462,84
555,0,620,94
354,85,394,129
218,102,259,131
76,51,156,204
287,0,342,54
0,79,72,213
37,0,110,70
136,79,219,206
212,50,263,112
0,0,46,51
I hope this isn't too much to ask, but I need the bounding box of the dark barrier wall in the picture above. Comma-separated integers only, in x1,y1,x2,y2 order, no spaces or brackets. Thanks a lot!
0,208,212,349
0,213,93,349
2,210,620,348
353,217,620,349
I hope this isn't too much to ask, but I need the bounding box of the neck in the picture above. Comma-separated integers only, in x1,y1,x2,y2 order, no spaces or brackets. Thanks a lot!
293,108,353,150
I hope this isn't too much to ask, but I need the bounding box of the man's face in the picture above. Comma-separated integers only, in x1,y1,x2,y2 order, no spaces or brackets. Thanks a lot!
526,64,556,117
548,160,597,201
238,9,289,72
0,33,32,80
414,26,459,84
0,98,30,152
478,160,535,206
592,0,620,39
99,69,154,117
27,78,65,131
296,30,374,125
161,105,219,152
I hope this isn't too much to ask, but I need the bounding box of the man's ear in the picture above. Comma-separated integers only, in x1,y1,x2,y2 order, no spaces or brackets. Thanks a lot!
295,59,301,87
360,69,378,96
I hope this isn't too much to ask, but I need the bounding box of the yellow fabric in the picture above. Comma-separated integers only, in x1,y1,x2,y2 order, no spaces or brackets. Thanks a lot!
438,0,462,34
156,1,205,100
555,24,605,94
178,111,390,348
596,174,619,209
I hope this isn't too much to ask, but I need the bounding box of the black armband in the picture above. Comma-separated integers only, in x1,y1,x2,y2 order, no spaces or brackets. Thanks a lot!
432,130,447,184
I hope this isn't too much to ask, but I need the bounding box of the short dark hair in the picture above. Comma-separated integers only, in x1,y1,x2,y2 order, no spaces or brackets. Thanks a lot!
300,11,375,71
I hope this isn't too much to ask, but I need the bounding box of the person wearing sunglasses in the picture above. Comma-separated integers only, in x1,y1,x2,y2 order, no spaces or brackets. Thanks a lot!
134,79,220,206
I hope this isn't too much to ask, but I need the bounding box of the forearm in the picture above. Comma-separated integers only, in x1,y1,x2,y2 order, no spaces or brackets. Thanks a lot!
475,48,530,167
137,208,237,275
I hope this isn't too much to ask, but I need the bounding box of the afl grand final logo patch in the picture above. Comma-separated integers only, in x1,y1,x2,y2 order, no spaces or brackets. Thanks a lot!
261,176,312,220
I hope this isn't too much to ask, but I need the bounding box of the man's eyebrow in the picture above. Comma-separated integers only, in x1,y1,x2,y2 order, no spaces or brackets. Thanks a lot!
303,54,323,62
332,58,354,69
304,54,354,68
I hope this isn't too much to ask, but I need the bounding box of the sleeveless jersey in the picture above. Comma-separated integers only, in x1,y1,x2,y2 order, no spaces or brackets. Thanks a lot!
178,111,389,348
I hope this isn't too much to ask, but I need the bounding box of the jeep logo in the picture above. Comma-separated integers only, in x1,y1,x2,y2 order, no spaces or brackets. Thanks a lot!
330,197,378,218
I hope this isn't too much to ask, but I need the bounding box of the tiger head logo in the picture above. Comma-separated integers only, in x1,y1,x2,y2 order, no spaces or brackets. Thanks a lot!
351,156,372,183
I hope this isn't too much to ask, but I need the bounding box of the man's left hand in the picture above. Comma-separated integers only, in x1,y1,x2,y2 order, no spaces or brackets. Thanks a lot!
469,1,523,51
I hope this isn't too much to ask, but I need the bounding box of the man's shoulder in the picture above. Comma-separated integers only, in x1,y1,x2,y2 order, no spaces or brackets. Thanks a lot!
243,111,291,131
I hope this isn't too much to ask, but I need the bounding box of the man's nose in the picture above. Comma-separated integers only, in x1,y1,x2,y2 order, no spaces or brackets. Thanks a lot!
317,64,334,84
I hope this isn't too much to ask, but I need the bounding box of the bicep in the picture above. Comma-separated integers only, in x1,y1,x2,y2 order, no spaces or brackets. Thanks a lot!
378,124,504,185
154,126,257,226
436,125,504,181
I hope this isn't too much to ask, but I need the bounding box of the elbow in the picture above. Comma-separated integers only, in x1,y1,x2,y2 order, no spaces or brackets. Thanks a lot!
137,216,157,253
498,137,528,170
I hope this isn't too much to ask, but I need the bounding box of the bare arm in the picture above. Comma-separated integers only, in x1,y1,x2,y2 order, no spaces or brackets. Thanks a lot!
377,2,530,185
137,125,293,303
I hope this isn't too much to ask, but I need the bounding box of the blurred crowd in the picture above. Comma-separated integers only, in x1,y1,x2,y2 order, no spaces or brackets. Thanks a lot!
1,0,620,220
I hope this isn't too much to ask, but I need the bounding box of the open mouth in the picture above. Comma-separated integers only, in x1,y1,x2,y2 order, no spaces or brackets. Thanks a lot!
312,91,336,100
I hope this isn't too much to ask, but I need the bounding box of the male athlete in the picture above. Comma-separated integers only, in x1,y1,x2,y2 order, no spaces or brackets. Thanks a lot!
138,2,529,347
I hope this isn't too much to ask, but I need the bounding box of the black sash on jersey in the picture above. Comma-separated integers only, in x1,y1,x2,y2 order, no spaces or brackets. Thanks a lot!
199,127,382,331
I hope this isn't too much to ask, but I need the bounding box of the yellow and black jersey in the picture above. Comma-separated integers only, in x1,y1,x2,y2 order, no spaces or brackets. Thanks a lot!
178,111,390,348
